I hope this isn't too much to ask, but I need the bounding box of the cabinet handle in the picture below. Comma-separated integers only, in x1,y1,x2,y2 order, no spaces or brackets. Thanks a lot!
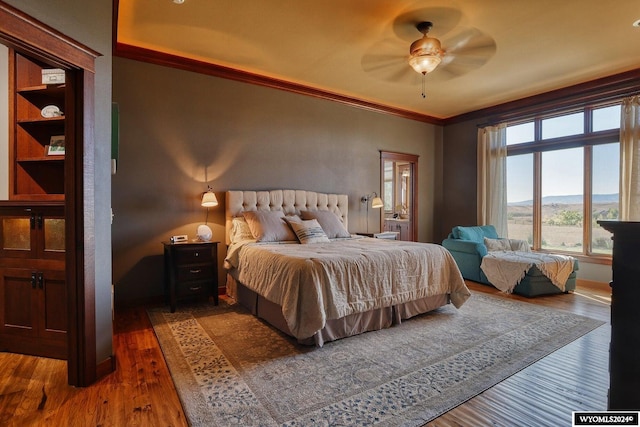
30,214,36,229
189,286,202,291
36,214,43,229
38,272,44,289
31,272,37,289
190,269,202,274
194,252,200,257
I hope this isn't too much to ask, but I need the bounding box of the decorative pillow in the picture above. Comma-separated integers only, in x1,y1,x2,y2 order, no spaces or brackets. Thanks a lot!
229,217,255,243
300,210,350,238
242,210,297,242
484,237,511,251
287,219,330,244
509,238,531,252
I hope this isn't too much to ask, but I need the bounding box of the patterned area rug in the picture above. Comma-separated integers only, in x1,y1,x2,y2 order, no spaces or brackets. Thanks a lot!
147,292,604,426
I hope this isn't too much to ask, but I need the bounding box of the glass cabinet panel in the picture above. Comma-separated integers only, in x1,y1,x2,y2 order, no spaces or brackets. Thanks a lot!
43,218,65,253
2,218,31,251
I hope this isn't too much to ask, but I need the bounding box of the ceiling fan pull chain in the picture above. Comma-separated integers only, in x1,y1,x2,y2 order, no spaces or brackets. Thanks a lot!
422,73,426,98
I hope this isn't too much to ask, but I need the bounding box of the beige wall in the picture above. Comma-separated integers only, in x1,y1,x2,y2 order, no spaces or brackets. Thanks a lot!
112,57,442,305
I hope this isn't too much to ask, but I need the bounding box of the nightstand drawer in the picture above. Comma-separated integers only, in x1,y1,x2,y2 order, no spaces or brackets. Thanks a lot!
176,264,213,282
174,246,211,264
176,280,209,298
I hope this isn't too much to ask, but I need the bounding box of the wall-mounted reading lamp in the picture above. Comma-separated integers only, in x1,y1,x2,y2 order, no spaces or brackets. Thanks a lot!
197,185,218,241
361,192,384,233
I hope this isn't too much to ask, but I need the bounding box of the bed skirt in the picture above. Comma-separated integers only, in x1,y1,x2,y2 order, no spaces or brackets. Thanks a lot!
226,273,451,346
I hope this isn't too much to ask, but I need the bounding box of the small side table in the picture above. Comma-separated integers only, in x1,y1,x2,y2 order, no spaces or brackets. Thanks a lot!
162,241,219,312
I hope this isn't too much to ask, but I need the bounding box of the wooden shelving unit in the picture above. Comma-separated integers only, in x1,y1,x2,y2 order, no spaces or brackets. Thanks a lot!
9,50,66,201
0,49,68,359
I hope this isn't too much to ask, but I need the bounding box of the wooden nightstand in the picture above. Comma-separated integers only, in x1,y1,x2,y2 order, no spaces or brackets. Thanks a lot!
162,241,219,312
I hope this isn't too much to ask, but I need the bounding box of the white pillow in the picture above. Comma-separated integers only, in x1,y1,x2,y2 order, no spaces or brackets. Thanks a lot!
484,237,511,251
509,239,531,252
242,210,297,242
300,210,350,238
229,217,255,243
287,218,330,244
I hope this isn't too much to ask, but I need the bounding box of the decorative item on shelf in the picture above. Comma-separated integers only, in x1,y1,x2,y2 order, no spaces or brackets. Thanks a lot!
41,68,65,85
47,135,65,155
361,192,384,233
197,185,218,241
41,105,63,118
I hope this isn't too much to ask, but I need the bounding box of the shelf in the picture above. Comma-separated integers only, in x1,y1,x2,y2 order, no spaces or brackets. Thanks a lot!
17,156,65,162
17,84,65,93
9,49,67,201
17,117,65,125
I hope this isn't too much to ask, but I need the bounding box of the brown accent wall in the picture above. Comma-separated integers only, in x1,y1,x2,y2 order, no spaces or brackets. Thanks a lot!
112,57,442,306
439,119,479,242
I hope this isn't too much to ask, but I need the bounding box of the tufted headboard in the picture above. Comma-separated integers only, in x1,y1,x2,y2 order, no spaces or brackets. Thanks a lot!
225,189,349,245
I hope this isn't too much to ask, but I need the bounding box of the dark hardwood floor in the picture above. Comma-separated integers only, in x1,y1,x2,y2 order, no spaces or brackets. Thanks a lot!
0,280,610,426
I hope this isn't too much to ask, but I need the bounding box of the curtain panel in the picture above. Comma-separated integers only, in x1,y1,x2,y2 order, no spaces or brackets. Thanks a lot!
477,124,508,237
620,95,640,221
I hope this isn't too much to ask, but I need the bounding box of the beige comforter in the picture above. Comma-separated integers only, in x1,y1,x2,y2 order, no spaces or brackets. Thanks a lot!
225,237,470,339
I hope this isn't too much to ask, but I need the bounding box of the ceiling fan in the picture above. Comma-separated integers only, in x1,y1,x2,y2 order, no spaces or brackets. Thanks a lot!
362,9,497,98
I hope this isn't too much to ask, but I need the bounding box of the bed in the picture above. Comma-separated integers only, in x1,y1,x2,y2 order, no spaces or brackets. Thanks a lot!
224,189,471,346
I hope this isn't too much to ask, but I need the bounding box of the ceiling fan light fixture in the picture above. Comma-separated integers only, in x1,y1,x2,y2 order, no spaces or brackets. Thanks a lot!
408,49,442,74
408,22,444,75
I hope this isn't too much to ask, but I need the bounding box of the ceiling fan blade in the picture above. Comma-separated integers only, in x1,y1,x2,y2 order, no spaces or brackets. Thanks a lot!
428,27,497,79
362,38,417,83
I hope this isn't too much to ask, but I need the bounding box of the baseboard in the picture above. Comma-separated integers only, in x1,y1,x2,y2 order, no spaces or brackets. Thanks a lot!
96,355,116,380
576,278,610,291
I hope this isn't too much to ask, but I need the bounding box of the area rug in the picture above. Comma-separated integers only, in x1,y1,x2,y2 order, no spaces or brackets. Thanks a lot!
147,293,604,427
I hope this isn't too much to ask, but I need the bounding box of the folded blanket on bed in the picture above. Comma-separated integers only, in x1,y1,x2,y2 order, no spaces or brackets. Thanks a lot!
480,251,575,294
226,238,470,339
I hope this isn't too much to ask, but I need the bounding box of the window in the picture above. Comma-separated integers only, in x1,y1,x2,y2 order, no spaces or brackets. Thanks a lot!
506,105,620,256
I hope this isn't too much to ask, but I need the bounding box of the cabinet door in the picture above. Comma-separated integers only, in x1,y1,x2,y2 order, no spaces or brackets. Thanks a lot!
39,269,67,341
0,206,64,260
0,268,38,338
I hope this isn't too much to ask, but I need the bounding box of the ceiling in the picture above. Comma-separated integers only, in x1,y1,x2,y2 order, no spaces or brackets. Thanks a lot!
116,0,640,120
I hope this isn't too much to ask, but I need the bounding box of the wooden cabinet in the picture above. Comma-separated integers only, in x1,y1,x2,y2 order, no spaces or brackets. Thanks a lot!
163,241,219,312
384,219,411,241
598,220,640,410
0,203,66,359
9,49,66,201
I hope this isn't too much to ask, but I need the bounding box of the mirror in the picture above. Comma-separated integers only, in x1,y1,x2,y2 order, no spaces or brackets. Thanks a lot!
380,151,418,241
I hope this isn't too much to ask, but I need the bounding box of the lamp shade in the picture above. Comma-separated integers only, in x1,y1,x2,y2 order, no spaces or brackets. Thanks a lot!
408,35,443,74
371,197,384,209
201,190,218,207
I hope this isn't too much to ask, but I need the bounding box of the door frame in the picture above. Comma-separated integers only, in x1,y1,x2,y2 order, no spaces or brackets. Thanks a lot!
0,2,101,386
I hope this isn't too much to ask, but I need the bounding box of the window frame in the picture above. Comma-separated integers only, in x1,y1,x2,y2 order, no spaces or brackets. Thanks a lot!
505,103,620,263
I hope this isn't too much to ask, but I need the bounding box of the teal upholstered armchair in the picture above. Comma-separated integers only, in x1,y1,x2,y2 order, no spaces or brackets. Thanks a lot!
441,225,499,285
441,225,578,296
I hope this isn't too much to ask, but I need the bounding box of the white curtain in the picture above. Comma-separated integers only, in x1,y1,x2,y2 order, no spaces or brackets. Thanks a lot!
477,123,508,237
620,95,640,221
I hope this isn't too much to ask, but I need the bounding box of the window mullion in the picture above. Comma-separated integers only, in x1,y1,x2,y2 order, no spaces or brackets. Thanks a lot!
533,151,542,251
584,145,593,255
